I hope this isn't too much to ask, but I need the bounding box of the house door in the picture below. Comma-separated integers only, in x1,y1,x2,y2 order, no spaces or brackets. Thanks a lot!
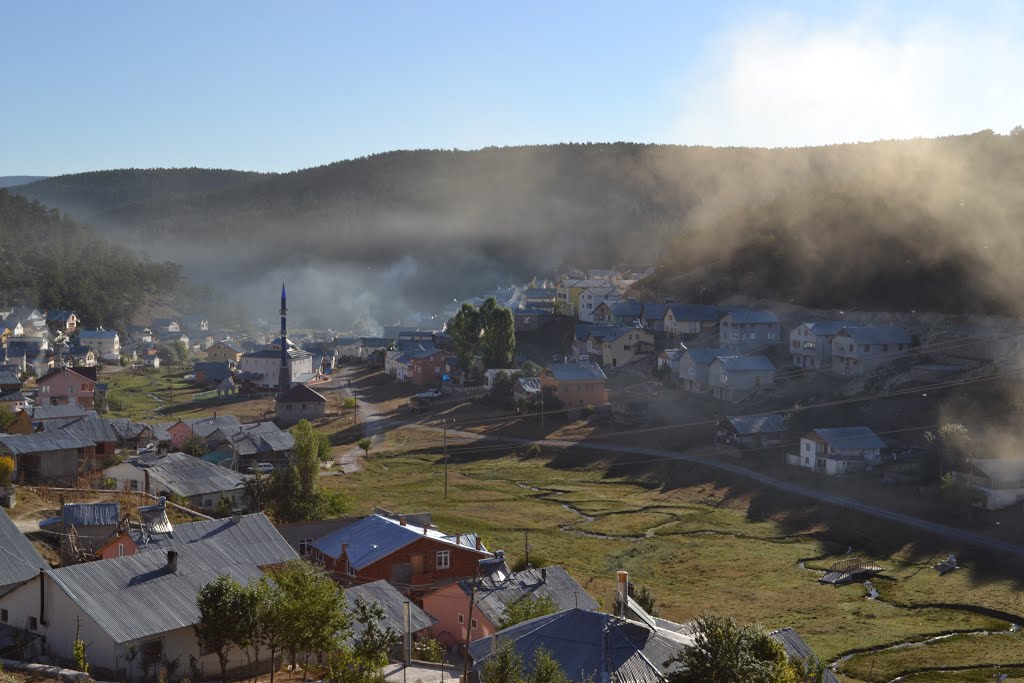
410,554,424,576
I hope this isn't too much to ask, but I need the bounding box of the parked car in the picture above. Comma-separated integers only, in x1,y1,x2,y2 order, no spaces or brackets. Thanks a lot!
251,462,274,474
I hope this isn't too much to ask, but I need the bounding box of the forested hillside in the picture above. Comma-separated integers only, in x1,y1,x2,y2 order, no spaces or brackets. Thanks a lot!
0,189,182,328
16,130,1024,319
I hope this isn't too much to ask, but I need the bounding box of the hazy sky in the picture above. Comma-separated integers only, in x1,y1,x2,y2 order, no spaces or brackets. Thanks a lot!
3,0,1022,175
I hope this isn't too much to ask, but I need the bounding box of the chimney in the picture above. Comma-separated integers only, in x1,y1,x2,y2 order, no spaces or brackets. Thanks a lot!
541,567,547,584
616,570,628,617
342,543,348,557
475,537,481,550
167,550,178,573
422,525,427,536
399,515,407,526
231,514,241,524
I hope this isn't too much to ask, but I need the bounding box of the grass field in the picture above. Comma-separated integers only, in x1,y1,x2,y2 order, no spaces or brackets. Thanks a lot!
323,436,1024,681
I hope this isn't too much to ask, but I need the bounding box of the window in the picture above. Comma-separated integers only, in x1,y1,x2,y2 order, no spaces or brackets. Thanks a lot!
720,374,728,384
301,403,307,409
458,613,465,624
28,616,37,631
688,367,695,377
1,608,7,623
130,480,139,491
436,550,451,569
862,345,870,353
299,538,314,556
471,618,478,629
118,543,125,557
68,385,75,394
82,384,89,391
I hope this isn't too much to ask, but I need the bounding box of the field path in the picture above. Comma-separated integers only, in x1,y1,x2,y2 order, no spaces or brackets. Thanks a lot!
411,425,1024,560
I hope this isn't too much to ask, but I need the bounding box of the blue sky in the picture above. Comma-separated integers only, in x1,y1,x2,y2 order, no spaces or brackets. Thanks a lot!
3,1,1021,175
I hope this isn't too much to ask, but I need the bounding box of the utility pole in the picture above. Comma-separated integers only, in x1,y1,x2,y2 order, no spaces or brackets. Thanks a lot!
462,564,480,682
442,419,450,499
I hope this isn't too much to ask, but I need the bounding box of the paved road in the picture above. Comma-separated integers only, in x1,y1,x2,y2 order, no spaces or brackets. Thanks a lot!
412,425,1024,560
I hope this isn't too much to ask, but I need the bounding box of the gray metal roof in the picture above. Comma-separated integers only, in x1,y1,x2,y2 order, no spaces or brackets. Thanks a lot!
713,356,776,372
724,310,779,324
0,507,49,591
130,513,298,567
277,384,327,405
108,417,151,441
344,580,435,642
135,451,249,498
544,363,607,382
811,427,887,451
470,609,694,683
153,415,242,441
769,628,840,683
313,515,489,570
27,404,93,421
838,326,912,345
0,432,95,455
460,566,599,627
47,539,267,644
725,414,786,435
0,370,21,386
57,415,119,443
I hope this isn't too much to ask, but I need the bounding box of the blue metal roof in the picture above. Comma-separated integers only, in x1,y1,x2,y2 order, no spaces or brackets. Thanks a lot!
461,566,599,626
811,427,886,451
724,310,780,324
725,414,786,435
665,304,721,322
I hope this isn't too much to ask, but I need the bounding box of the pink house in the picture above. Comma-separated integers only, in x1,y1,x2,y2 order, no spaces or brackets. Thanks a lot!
36,367,97,408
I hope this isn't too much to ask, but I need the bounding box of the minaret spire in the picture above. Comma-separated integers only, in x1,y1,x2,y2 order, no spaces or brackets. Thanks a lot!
278,282,290,395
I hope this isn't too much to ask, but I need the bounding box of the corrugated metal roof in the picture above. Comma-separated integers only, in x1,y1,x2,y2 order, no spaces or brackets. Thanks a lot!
812,427,887,451
0,370,21,386
57,415,119,443
344,580,435,643
130,513,298,567
610,300,644,317
725,310,780,324
134,451,248,498
725,414,786,435
62,502,120,527
0,507,49,590
469,609,694,683
714,356,776,372
313,515,489,569
545,363,607,382
769,628,840,683
665,304,720,322
277,384,327,404
108,417,150,441
682,347,729,365
460,566,599,626
27,404,93,421
47,539,267,644
0,432,95,455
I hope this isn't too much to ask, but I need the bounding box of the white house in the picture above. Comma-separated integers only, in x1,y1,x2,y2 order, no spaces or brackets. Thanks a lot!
789,321,844,370
104,452,248,511
78,329,120,357
953,459,1024,510
238,339,314,390
707,355,776,402
577,285,622,323
831,326,913,376
793,427,886,475
663,304,720,343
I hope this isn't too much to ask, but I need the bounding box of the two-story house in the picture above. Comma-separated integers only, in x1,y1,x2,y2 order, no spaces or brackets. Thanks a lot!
405,347,447,386
719,311,781,352
77,329,121,358
952,459,1024,510
707,355,776,402
46,310,80,335
830,327,912,376
572,325,625,361
577,284,622,323
312,514,492,594
677,347,729,393
663,304,720,344
794,427,886,475
789,321,845,370
540,362,609,409
205,340,244,363
36,366,97,408
601,327,655,368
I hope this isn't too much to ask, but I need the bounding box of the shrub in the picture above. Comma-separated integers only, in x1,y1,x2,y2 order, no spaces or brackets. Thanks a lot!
0,456,14,486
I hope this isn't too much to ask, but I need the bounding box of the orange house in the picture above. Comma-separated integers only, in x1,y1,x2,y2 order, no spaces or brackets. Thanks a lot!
312,514,491,593
539,362,609,409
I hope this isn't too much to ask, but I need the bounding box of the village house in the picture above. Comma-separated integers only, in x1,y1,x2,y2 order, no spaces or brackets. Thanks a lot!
590,300,617,324
423,565,598,645
344,580,436,656
831,326,913,376
556,277,612,316
0,369,26,413
193,360,234,386
103,451,249,511
719,310,782,352
107,417,154,449
38,502,124,564
0,507,50,597
609,299,644,326
0,538,292,681
512,307,554,332
640,303,670,333
952,459,1024,510
716,414,786,448
53,414,119,459
180,315,209,333
404,347,447,386
0,431,97,486
46,310,79,335
790,320,845,370
151,318,180,334
792,427,886,475
239,338,315,390
539,362,609,409
707,355,776,402
663,304,721,344
677,347,729,393
204,339,244,363
601,327,655,369
577,284,622,323
312,514,492,593
572,325,620,360
153,414,242,451
61,346,97,368
657,348,683,375
276,383,327,426
77,329,120,358
36,366,97,408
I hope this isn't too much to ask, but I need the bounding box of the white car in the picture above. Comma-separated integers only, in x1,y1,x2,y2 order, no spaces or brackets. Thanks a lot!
253,463,274,474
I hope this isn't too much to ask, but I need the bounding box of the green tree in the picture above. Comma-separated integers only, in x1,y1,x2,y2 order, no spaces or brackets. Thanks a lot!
939,473,985,518
481,641,524,683
357,438,373,458
268,420,347,522
342,596,401,683
0,406,15,432
519,360,543,377
449,303,481,374
413,637,446,663
235,578,272,682
498,595,558,630
528,647,568,683
664,613,791,683
270,560,350,679
924,423,971,480
482,306,516,370
195,575,245,683
181,435,207,457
